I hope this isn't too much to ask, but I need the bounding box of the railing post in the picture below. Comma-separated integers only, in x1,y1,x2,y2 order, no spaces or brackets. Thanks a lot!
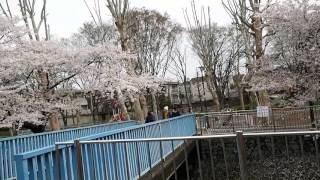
309,103,316,128
55,144,61,180
231,112,235,132
236,131,247,180
271,107,276,132
199,116,203,135
124,133,131,180
15,155,29,180
75,140,84,180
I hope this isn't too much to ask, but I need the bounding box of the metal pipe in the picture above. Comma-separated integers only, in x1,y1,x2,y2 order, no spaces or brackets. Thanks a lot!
55,144,61,180
208,139,216,180
171,140,178,180
285,136,289,160
183,140,190,180
314,136,320,169
112,143,120,180
221,138,230,180
299,136,304,157
123,142,131,180
159,140,165,180
236,131,247,180
135,142,141,178
196,140,203,180
257,137,262,160
74,139,84,180
54,131,320,144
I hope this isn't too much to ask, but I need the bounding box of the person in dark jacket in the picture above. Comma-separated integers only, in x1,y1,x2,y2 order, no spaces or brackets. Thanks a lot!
172,107,181,117
145,112,156,123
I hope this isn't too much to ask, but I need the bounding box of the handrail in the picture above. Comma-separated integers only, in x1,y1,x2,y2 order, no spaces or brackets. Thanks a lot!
66,129,320,180
76,130,320,143
196,105,320,115
0,120,136,142
0,120,138,180
16,114,194,159
197,105,320,134
14,114,197,180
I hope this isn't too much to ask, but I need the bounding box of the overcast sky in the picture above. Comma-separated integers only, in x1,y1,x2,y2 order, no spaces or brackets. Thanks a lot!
47,0,231,38
44,0,232,79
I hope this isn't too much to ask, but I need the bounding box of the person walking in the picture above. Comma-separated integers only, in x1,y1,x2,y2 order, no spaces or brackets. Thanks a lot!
145,112,156,123
163,106,169,119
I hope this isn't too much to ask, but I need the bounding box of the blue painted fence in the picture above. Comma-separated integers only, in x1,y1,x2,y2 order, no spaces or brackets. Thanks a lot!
0,121,138,180
14,114,197,180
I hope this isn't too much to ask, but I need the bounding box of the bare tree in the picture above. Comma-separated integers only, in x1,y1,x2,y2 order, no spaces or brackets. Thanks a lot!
184,2,220,109
127,8,182,77
222,0,273,106
105,0,129,51
18,0,49,41
184,1,241,109
168,48,192,112
216,28,242,107
126,8,182,119
230,31,246,109
0,0,12,18
78,21,118,46
0,0,49,40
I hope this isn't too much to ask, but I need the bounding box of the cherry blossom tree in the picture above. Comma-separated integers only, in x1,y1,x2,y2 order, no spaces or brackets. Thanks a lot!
83,1,172,121
0,17,157,131
249,0,320,105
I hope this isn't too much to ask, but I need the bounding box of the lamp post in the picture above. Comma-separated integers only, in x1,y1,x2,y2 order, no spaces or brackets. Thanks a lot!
198,66,208,112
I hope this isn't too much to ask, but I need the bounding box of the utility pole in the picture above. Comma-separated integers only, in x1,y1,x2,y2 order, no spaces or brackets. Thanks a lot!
199,67,208,112
196,71,203,112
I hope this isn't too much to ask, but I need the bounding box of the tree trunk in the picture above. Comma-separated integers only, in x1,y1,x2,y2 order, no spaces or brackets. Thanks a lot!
63,110,68,127
239,24,253,69
252,3,270,107
72,110,75,125
238,87,245,110
252,5,263,61
130,94,144,122
115,24,129,52
205,71,220,110
90,94,95,123
76,110,80,127
38,70,62,130
116,89,129,120
139,94,148,119
48,113,60,131
151,92,158,120
258,90,270,106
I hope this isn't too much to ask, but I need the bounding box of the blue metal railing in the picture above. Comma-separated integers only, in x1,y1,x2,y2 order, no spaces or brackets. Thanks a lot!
14,114,197,180
0,121,138,180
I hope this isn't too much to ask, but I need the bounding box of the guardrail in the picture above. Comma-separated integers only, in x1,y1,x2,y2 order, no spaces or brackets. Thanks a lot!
0,121,138,180
54,130,320,180
14,114,197,180
44,130,320,180
198,106,320,134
